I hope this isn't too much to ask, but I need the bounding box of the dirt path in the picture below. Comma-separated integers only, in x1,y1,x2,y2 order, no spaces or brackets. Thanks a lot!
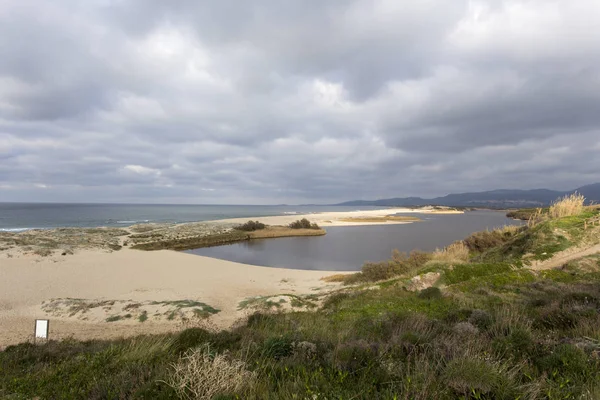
529,243,600,270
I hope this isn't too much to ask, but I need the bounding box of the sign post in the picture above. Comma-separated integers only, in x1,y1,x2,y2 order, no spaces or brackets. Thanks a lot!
34,319,49,343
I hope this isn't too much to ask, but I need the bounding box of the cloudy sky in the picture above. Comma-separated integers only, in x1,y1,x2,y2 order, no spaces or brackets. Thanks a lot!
1,1,599,204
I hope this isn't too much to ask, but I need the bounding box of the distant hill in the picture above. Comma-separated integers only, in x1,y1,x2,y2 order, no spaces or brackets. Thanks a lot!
335,183,600,208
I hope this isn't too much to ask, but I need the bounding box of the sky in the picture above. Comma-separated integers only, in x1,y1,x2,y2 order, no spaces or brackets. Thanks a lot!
1,0,599,204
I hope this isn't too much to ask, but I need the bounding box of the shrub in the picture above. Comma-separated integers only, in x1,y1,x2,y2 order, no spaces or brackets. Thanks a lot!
418,287,442,300
469,309,493,330
463,230,513,253
443,357,519,399
235,220,266,231
262,337,294,360
331,340,379,372
536,344,591,378
431,241,470,263
535,307,579,330
549,192,585,219
167,344,256,400
170,328,212,354
452,322,479,335
288,218,320,229
345,250,432,284
493,327,534,358
361,260,399,282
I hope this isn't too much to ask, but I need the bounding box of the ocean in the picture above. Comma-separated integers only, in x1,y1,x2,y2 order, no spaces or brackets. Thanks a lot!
0,203,383,231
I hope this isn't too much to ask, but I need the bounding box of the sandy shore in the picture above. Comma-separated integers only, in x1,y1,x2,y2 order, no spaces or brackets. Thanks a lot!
0,206,462,348
213,206,462,227
0,248,341,348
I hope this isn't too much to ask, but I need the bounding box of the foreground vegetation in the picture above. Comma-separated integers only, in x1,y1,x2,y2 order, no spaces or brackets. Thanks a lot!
2,196,600,399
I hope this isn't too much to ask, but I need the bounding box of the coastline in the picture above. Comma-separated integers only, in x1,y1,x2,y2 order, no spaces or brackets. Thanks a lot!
210,206,463,227
0,206,462,348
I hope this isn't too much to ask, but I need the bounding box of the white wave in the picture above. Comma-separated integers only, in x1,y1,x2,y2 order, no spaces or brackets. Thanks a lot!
0,227,40,232
282,212,298,215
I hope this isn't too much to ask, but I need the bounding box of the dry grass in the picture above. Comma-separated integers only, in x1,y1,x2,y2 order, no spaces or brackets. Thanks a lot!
321,274,349,283
549,192,586,219
248,226,326,239
494,225,522,235
167,344,257,400
527,208,544,227
430,241,470,264
338,216,420,223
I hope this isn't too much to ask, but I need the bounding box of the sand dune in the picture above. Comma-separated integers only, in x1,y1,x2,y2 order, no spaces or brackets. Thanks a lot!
0,248,341,348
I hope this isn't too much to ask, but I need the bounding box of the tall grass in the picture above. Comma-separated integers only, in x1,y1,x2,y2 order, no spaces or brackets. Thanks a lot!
430,241,470,264
549,192,585,219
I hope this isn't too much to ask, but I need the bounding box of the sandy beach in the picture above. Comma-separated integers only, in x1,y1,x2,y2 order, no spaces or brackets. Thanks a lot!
213,206,462,226
0,248,341,348
0,207,461,348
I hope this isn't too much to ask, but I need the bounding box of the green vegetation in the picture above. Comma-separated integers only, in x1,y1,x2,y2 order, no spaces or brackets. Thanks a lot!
288,218,320,230
2,198,600,398
235,220,266,231
130,231,250,251
506,208,548,220
131,222,325,251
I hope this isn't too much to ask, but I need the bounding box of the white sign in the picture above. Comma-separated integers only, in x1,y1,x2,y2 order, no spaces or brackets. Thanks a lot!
35,319,49,340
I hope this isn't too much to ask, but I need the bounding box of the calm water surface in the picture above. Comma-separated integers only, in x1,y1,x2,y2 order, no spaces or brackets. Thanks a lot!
0,203,382,231
186,210,522,271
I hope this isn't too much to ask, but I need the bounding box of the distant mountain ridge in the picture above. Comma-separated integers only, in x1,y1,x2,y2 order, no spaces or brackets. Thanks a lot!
334,183,600,208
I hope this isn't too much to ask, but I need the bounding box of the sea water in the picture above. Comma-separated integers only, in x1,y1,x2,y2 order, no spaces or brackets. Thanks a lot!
0,203,381,231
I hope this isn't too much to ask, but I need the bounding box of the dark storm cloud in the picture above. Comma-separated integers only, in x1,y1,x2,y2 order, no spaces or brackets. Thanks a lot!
1,0,599,204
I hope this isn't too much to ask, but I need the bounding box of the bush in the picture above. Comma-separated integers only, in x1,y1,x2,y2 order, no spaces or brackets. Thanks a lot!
431,242,470,263
463,230,513,253
493,327,534,358
469,309,493,330
167,344,256,400
331,340,379,372
443,357,519,399
418,287,442,300
170,328,212,354
345,250,432,284
288,218,320,229
262,337,294,360
535,308,578,330
360,260,399,282
235,220,266,231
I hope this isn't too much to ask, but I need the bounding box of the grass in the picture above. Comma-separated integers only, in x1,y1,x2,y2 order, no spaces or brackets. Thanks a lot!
130,231,250,251
3,196,600,398
549,192,586,219
430,241,470,264
131,226,326,251
248,226,326,239
4,265,600,398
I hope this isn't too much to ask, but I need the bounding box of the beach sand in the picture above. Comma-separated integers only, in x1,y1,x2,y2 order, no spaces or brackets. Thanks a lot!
0,248,341,348
0,207,462,348
213,206,462,227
